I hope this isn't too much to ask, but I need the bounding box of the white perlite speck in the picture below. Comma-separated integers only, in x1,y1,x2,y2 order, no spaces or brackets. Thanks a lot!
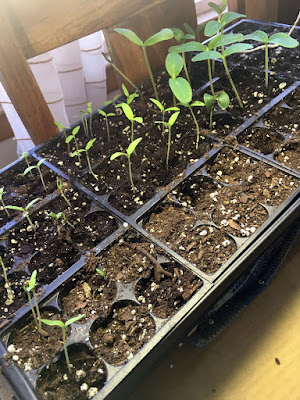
80,383,88,392
88,388,99,399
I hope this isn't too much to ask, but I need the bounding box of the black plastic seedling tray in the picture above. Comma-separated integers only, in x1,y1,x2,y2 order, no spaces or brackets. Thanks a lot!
0,18,299,400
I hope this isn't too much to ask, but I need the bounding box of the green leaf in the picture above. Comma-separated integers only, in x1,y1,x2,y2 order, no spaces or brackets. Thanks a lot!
165,53,183,79
122,83,129,97
192,50,222,62
169,41,206,53
86,138,96,151
220,0,228,13
121,103,134,121
72,126,80,136
217,91,230,109
171,28,185,43
114,28,143,46
205,20,222,37
191,100,205,107
5,205,24,212
65,314,85,326
28,270,37,290
24,166,36,175
195,22,206,36
208,2,221,15
21,152,29,159
87,102,92,108
224,43,253,57
127,137,142,156
245,30,268,43
150,98,164,111
269,33,299,48
154,120,168,126
0,187,4,197
204,93,214,109
50,212,58,219
37,159,45,168
208,33,243,49
56,178,62,190
65,136,73,144
183,23,195,36
169,77,192,104
134,117,143,124
110,152,124,161
221,12,246,27
54,120,64,130
127,93,139,104
165,106,180,112
26,197,41,210
96,268,105,277
183,33,195,40
106,113,116,117
41,319,65,329
168,111,180,127
144,28,173,46
98,109,106,117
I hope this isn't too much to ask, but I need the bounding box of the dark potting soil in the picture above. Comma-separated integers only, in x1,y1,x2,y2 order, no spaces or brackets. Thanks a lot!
37,344,106,400
0,157,57,228
90,302,156,366
262,105,299,135
6,310,66,370
237,127,285,154
274,142,300,171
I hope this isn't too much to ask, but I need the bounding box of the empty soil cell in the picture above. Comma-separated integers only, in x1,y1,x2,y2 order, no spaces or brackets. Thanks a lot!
262,106,299,135
6,310,66,370
36,344,106,400
274,142,300,171
135,259,203,318
61,252,117,324
237,127,284,154
90,302,156,366
0,157,57,228
284,87,300,111
0,188,118,288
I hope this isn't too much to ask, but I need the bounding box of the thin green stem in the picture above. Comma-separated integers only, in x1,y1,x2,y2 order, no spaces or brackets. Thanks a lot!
207,59,215,96
64,131,70,153
1,198,10,216
37,167,46,191
86,152,98,180
131,121,134,142
60,190,71,208
209,107,213,131
166,126,171,170
222,56,243,109
0,258,8,283
89,114,93,137
111,63,142,96
56,222,61,235
105,117,110,141
265,44,269,89
25,158,33,177
127,156,135,193
142,46,159,102
74,138,81,167
189,106,200,149
25,212,36,232
27,292,39,330
32,289,42,332
62,327,72,374
182,52,191,86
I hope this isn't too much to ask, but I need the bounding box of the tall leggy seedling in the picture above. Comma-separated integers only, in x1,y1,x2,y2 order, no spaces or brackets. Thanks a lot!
24,159,47,191
0,187,9,217
24,270,43,334
20,152,33,177
203,91,230,130
98,109,116,141
150,98,179,130
155,111,180,169
57,178,71,208
5,198,41,232
0,256,14,306
121,103,143,142
66,126,81,166
110,137,142,193
114,28,174,101
41,314,85,374
54,121,71,153
71,138,98,180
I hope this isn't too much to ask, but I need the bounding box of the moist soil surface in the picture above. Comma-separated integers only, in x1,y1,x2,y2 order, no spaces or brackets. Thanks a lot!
37,344,106,400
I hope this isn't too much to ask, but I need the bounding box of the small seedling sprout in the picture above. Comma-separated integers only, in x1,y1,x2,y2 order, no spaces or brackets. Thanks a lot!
24,159,47,191
150,98,179,131
21,152,33,177
96,267,106,279
203,91,230,130
102,52,142,96
24,270,43,333
114,28,174,101
5,197,41,232
87,102,93,137
0,187,10,217
57,178,71,207
98,109,116,141
79,110,89,138
0,256,14,306
110,137,142,193
244,31,299,88
66,126,81,166
155,111,180,169
71,138,98,180
50,211,75,235
54,121,71,153
41,314,85,374
121,103,143,142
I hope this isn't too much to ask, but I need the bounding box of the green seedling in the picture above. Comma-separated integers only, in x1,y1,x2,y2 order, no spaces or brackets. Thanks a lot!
79,110,89,138
41,314,85,374
5,198,41,232
121,83,139,105
96,267,106,279
102,52,142,96
98,109,116,141
57,178,71,208
24,270,43,333
66,126,81,166
165,52,184,106
121,103,143,142
24,159,47,191
21,152,33,177
168,77,205,148
150,98,179,130
244,31,299,88
0,256,14,306
155,111,180,169
71,138,98,180
54,121,71,153
0,187,9,217
204,91,230,130
114,28,174,101
87,102,93,137
50,211,75,235
110,137,142,193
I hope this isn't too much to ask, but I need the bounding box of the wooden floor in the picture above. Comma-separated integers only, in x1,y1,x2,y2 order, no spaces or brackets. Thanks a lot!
1,235,299,400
